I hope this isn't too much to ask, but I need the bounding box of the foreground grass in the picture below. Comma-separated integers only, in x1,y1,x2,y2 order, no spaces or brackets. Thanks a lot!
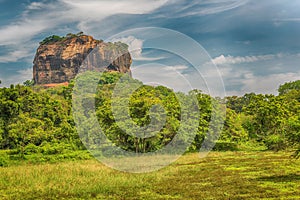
0,151,299,199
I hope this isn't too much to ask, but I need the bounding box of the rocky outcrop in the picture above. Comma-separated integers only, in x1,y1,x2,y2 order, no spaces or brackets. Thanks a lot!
33,34,132,85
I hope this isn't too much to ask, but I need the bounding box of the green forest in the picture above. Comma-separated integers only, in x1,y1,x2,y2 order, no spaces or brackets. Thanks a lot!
0,73,300,166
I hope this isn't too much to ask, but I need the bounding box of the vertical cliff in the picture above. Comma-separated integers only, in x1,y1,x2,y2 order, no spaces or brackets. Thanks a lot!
33,34,132,85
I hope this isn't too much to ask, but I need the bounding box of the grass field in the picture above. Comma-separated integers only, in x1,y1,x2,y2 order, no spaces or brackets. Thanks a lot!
0,151,300,200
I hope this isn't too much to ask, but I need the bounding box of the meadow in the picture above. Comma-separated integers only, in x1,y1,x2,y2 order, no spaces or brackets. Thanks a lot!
1,151,299,200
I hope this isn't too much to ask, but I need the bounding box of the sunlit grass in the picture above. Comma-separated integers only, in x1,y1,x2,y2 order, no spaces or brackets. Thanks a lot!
0,151,299,199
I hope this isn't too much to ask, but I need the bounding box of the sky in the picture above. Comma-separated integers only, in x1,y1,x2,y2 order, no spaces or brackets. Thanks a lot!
0,0,300,96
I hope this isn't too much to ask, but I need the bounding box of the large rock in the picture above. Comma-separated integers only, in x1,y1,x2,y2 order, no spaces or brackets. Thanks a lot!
33,34,132,85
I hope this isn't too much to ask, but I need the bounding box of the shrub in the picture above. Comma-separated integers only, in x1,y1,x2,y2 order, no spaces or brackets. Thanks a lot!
0,156,8,167
264,134,287,151
213,141,238,151
39,35,64,45
24,143,40,155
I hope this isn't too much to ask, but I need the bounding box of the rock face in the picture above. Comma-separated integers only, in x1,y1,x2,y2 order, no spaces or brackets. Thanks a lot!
33,35,132,85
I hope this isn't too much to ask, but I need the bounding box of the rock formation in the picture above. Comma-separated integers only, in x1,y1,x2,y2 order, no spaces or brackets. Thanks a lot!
33,34,132,85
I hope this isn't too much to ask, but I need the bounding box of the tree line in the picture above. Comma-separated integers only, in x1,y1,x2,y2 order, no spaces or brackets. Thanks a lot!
0,74,299,157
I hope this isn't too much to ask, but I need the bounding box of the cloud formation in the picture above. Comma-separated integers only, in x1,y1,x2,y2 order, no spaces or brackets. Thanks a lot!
111,36,165,61
0,68,32,87
132,64,192,92
0,0,168,46
0,0,170,67
0,49,32,63
240,71,300,95
0,0,300,95
212,54,279,65
157,0,249,17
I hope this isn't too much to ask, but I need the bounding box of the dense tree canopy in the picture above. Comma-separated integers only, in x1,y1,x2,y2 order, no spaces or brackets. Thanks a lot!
0,74,299,157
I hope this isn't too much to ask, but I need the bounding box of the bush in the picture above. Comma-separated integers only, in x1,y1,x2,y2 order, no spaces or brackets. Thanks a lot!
213,141,238,151
237,140,267,151
24,143,40,155
39,35,64,45
41,142,64,155
264,134,287,151
40,142,78,155
0,156,8,167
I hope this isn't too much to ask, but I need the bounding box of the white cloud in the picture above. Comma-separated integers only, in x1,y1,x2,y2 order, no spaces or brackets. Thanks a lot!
0,0,168,46
112,36,143,59
0,20,49,45
212,54,277,65
0,68,32,87
193,0,249,16
62,0,168,16
27,2,46,10
164,65,189,71
111,36,165,61
0,0,249,47
216,65,300,96
131,64,226,96
239,71,300,95
0,49,32,63
164,0,249,17
131,55,300,97
132,64,193,92
207,53,300,96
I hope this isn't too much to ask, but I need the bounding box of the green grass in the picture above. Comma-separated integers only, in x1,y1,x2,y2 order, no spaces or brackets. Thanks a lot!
0,150,93,167
0,151,299,199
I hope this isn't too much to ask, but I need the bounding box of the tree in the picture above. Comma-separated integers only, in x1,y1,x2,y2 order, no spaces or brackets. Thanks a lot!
226,93,256,113
23,80,35,87
221,108,247,142
278,80,300,95
76,31,84,36
39,35,64,45
280,88,300,156
243,94,292,150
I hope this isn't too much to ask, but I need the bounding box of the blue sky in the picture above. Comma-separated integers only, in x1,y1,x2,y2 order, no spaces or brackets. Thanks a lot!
0,0,300,96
